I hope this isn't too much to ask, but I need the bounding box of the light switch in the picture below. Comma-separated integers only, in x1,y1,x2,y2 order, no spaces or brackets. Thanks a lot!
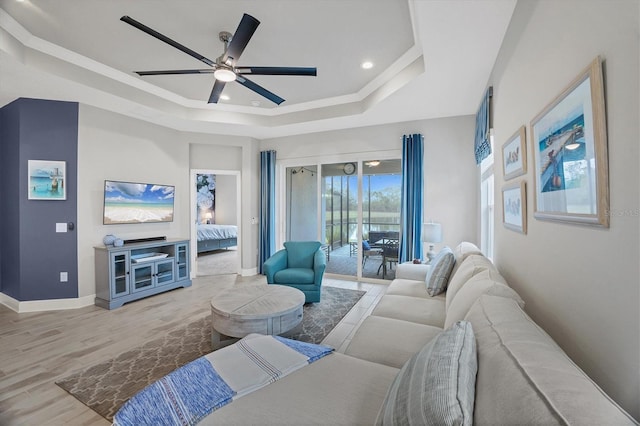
56,223,67,233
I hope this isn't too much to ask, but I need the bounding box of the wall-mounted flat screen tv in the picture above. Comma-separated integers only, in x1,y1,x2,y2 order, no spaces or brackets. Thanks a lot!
103,180,175,225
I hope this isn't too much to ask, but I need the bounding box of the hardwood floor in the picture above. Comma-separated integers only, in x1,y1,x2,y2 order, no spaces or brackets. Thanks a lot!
0,273,387,425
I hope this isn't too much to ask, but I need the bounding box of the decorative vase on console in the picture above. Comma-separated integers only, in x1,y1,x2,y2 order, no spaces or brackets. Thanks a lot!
103,234,117,246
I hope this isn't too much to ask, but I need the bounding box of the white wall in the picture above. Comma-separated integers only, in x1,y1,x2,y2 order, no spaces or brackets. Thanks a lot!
77,105,190,298
214,174,237,225
78,106,262,294
261,115,478,251
190,142,242,171
489,0,639,418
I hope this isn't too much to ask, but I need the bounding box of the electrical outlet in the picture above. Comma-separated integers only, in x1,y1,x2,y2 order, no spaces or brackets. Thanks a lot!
60,272,68,282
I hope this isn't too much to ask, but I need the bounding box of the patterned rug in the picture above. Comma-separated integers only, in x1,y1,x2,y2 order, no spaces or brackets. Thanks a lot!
56,286,365,421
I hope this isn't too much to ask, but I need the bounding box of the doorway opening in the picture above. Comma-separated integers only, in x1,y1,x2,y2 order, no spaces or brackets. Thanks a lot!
190,169,241,277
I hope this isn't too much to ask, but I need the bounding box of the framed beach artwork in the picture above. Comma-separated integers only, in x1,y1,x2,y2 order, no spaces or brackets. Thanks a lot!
28,160,66,200
530,56,609,227
502,126,526,180
502,181,526,234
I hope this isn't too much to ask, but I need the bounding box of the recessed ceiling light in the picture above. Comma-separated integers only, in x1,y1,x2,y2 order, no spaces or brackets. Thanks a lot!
361,61,374,70
251,100,261,107
220,94,230,101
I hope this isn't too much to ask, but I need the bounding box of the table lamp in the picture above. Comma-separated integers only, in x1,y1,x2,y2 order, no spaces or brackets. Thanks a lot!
204,212,213,224
422,222,442,263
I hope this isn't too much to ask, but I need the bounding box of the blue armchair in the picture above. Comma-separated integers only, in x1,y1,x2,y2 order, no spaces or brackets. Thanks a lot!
263,241,326,303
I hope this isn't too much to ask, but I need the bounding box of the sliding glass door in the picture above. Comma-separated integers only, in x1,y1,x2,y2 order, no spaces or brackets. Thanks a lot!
283,158,401,281
322,162,359,277
361,159,401,279
286,165,318,241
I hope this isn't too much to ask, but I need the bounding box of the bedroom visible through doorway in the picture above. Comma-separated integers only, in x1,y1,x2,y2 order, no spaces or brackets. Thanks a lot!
191,170,241,277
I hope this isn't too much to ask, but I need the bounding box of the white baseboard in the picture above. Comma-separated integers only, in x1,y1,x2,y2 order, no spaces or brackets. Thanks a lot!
241,267,258,276
0,292,95,313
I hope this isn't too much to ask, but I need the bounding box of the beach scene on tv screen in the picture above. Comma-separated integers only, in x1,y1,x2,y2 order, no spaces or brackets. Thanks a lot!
104,181,174,224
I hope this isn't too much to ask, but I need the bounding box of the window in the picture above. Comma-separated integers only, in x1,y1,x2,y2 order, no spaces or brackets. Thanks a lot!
479,134,494,260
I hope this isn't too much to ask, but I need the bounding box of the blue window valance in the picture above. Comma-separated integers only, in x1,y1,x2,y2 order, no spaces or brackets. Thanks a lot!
474,86,493,165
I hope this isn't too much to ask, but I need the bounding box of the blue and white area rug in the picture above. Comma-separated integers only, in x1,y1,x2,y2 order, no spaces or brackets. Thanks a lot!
56,286,365,421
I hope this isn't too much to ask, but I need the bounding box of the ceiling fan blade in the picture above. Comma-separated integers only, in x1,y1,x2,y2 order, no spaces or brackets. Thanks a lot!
236,75,285,105
223,14,260,66
121,16,215,67
236,66,317,76
208,80,227,104
136,69,215,76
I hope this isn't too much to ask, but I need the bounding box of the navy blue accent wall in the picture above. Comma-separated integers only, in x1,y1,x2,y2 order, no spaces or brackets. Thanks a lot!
0,102,21,299
0,98,79,301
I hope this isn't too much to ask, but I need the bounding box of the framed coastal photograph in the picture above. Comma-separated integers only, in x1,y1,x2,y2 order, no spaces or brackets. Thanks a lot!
28,160,66,200
502,181,526,234
530,56,608,227
502,126,527,180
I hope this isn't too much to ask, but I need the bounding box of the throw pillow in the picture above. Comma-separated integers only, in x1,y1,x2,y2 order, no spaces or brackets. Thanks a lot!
362,240,371,250
376,321,477,426
425,247,455,296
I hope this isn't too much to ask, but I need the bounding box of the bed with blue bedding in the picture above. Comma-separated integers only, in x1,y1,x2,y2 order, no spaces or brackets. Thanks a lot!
196,224,238,253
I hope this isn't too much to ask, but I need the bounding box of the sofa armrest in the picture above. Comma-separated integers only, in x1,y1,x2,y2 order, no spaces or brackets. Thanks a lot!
396,263,431,281
263,249,288,283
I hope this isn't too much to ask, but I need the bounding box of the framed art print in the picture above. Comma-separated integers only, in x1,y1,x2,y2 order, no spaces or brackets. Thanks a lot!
502,181,526,234
28,160,66,200
530,57,609,227
502,126,527,180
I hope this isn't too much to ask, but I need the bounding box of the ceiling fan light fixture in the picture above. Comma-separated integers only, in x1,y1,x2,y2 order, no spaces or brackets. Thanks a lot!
214,68,237,82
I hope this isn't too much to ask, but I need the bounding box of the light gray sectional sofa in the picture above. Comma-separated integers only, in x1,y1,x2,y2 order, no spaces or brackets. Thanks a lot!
202,242,638,425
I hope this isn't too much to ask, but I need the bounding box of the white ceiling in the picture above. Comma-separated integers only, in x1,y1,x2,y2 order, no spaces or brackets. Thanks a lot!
0,0,516,139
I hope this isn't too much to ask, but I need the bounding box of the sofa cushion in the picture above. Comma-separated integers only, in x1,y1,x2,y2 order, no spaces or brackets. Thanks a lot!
425,247,455,296
376,321,477,426
385,278,445,300
371,294,445,328
395,263,431,281
444,272,524,329
445,255,501,312
273,268,315,284
451,242,483,272
205,352,399,425
283,241,321,269
344,316,442,368
465,295,638,425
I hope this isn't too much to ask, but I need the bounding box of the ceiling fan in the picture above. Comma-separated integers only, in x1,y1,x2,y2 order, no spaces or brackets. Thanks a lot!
120,13,317,105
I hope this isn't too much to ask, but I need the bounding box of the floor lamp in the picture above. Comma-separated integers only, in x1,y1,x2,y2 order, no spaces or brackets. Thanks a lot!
422,222,442,263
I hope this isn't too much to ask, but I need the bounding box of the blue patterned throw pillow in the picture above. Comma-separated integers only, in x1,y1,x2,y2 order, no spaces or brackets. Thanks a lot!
425,247,455,296
376,321,477,426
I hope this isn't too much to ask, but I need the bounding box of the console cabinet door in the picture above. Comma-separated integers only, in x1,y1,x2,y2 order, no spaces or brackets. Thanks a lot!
155,259,175,286
176,243,189,280
110,251,130,298
131,263,154,293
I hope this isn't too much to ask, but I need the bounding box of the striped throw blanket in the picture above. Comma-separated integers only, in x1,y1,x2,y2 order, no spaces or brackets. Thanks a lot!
113,334,333,426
